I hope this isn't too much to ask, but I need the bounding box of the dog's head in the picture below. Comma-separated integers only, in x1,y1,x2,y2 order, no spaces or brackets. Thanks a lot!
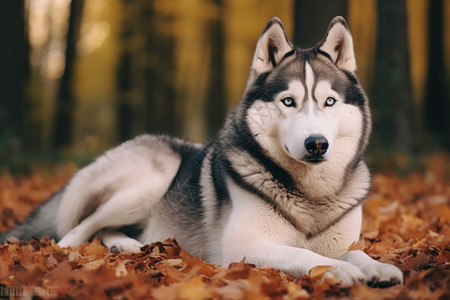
242,17,371,168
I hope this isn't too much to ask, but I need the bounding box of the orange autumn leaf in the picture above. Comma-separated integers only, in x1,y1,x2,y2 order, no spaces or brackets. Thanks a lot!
308,265,332,281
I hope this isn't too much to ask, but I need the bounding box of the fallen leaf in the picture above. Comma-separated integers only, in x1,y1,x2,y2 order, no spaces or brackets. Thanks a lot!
308,265,332,281
178,276,213,300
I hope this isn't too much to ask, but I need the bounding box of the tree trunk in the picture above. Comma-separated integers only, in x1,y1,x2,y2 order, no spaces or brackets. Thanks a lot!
205,0,226,139
116,0,176,142
53,0,84,147
116,2,134,143
294,0,348,48
373,0,417,155
0,0,28,147
144,3,176,137
425,0,449,150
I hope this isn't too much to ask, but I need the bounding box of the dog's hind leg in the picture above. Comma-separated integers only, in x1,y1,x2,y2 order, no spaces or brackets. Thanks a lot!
99,230,144,253
58,184,162,247
56,135,184,248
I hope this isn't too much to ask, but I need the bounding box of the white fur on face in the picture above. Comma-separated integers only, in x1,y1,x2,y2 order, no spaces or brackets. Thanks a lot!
278,63,336,163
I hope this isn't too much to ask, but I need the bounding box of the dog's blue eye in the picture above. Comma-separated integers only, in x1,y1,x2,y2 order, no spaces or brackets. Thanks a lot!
325,97,336,107
281,97,296,107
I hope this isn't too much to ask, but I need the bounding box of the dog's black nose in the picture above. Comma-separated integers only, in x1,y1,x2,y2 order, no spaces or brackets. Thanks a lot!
305,135,328,156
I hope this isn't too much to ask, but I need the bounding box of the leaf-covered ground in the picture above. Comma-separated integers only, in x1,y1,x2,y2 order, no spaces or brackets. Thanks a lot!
0,155,449,299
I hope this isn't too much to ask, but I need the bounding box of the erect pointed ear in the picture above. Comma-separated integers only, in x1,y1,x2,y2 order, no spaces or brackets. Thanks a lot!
319,16,356,72
251,17,294,75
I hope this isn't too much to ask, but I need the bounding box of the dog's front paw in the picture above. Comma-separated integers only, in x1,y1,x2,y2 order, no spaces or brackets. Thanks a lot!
361,261,403,288
343,250,403,287
320,262,366,286
109,240,144,253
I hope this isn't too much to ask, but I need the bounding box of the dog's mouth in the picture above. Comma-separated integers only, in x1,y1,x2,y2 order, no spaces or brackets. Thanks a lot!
284,145,327,165
302,155,327,165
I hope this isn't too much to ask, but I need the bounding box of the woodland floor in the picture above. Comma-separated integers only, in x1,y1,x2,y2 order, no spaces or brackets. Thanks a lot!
0,155,449,299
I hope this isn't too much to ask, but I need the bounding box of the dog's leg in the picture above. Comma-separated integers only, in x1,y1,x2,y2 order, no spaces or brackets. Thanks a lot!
56,135,182,245
99,230,144,253
57,186,156,247
222,240,366,285
223,183,366,285
340,250,403,287
309,202,403,287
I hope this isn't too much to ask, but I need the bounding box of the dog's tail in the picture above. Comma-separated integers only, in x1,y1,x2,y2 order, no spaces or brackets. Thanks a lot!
0,191,63,243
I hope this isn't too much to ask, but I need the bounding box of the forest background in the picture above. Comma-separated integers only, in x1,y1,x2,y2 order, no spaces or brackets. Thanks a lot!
0,1,449,298
0,0,449,172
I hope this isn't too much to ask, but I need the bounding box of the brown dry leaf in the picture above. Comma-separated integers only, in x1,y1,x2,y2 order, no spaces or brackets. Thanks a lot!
286,281,310,298
83,258,105,271
308,265,332,281
177,276,214,300
115,260,129,278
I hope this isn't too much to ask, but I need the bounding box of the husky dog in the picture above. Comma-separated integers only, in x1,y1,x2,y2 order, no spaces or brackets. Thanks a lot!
1,17,402,287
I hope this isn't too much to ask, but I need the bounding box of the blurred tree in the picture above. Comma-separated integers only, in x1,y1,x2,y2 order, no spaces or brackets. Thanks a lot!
116,0,226,143
116,0,142,141
144,2,177,139
425,0,449,150
116,0,176,142
53,0,84,147
202,0,226,139
294,0,347,48
373,0,418,155
116,33,133,142
0,0,28,148
172,0,226,141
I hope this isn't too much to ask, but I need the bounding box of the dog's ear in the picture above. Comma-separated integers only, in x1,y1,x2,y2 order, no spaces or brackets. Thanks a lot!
318,16,356,72
251,17,293,75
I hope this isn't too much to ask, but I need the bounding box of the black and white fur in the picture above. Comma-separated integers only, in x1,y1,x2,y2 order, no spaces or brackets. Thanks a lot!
1,17,402,287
